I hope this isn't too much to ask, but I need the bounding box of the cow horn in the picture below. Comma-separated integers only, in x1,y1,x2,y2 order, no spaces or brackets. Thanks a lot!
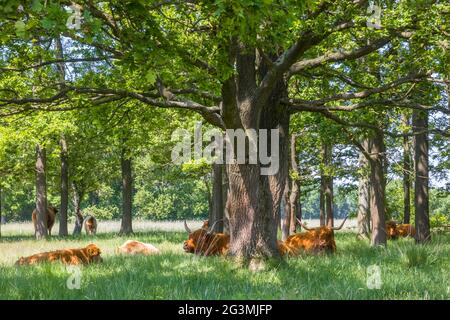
207,219,224,234
332,215,349,231
184,220,192,233
296,218,313,231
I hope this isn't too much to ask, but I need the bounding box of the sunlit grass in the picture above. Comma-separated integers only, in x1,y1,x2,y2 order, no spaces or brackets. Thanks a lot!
0,222,448,300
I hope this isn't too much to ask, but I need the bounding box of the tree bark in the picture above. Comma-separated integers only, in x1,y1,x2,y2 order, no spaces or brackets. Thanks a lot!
402,114,412,224
222,165,230,233
209,163,224,232
35,144,48,240
72,182,84,235
324,143,334,228
59,136,69,236
368,132,387,246
357,139,371,239
319,144,326,227
223,46,289,265
120,149,133,235
281,176,291,241
413,110,431,243
289,134,301,234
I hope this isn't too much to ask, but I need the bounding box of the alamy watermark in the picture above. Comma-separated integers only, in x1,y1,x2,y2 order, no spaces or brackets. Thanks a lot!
171,122,280,176
66,265,82,290
66,3,83,30
367,1,382,29
366,265,382,289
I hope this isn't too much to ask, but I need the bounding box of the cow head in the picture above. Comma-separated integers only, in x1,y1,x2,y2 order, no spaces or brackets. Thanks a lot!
85,243,102,263
183,220,221,255
385,220,398,239
297,216,349,252
48,206,59,215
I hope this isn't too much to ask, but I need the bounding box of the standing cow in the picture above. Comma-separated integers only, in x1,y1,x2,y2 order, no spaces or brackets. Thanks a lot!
32,206,58,237
83,215,98,235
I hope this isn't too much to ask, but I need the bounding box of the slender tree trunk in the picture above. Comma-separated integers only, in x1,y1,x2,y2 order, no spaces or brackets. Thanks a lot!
413,110,431,243
319,144,326,227
281,176,290,241
55,35,68,236
205,178,212,219
319,183,325,226
72,182,84,235
120,149,133,235
368,132,387,246
325,177,334,227
35,144,48,240
59,137,69,236
324,143,334,227
289,134,301,234
357,139,371,239
402,114,412,224
209,163,224,232
222,165,230,233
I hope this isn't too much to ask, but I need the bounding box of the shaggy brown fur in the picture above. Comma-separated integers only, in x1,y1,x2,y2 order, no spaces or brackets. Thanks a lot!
183,220,229,256
15,244,102,266
31,206,58,236
385,220,416,239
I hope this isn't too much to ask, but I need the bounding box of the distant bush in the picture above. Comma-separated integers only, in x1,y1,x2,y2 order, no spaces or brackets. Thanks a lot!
430,212,450,229
82,205,119,220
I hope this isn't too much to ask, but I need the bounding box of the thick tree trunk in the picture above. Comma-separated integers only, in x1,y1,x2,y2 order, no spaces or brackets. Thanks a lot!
120,149,133,235
59,137,69,236
209,163,224,232
357,140,371,239
281,177,290,241
223,48,289,265
35,144,48,240
225,112,289,265
413,110,431,243
368,132,387,246
402,114,412,224
289,134,301,234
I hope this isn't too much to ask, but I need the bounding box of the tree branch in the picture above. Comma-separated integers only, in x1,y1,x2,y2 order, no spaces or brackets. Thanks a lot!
0,57,113,73
288,37,390,76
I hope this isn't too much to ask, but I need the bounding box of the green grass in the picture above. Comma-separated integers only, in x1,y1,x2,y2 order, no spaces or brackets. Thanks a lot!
0,227,449,300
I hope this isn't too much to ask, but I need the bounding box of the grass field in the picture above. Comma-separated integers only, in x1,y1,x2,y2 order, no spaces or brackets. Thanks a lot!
0,220,448,300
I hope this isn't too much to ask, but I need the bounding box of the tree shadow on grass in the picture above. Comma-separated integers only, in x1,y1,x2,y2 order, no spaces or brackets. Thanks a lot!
0,250,373,300
1,232,448,299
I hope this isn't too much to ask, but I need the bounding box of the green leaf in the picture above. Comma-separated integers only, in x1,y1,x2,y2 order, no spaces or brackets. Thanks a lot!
145,70,157,84
31,0,43,12
14,20,26,37
41,17,55,30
